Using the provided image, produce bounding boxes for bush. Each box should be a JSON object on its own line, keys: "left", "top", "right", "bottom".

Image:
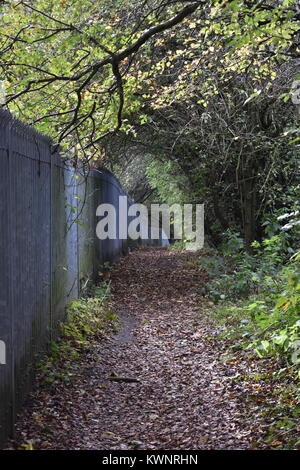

{"left": 199, "top": 231, "right": 282, "bottom": 303}
{"left": 201, "top": 227, "right": 300, "bottom": 373}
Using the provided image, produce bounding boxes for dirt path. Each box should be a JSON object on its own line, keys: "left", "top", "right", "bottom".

{"left": 12, "top": 248, "right": 264, "bottom": 450}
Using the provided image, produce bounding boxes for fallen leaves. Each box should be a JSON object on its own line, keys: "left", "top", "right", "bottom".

{"left": 8, "top": 248, "right": 299, "bottom": 450}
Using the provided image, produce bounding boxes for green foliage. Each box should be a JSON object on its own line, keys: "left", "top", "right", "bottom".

{"left": 2, "top": 1, "right": 299, "bottom": 248}
{"left": 145, "top": 160, "right": 188, "bottom": 205}
{"left": 206, "top": 226, "right": 300, "bottom": 376}
{"left": 0, "top": 0, "right": 202, "bottom": 156}
{"left": 248, "top": 264, "right": 300, "bottom": 368}
{"left": 262, "top": 187, "right": 300, "bottom": 256}
{"left": 200, "top": 231, "right": 277, "bottom": 302}
{"left": 200, "top": 215, "right": 300, "bottom": 300}
{"left": 203, "top": 232, "right": 300, "bottom": 446}
{"left": 117, "top": 1, "right": 300, "bottom": 246}
{"left": 37, "top": 281, "right": 117, "bottom": 384}
{"left": 168, "top": 240, "right": 187, "bottom": 250}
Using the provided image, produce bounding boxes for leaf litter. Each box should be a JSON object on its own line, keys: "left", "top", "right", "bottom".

{"left": 8, "top": 247, "right": 298, "bottom": 450}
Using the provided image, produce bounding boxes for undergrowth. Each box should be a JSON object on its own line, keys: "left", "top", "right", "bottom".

{"left": 198, "top": 218, "right": 300, "bottom": 448}
{"left": 36, "top": 281, "right": 118, "bottom": 385}
{"left": 199, "top": 227, "right": 300, "bottom": 374}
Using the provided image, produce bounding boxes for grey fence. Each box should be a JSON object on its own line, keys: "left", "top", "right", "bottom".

{"left": 0, "top": 110, "right": 164, "bottom": 446}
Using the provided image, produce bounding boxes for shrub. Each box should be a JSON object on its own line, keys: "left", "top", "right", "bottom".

{"left": 37, "top": 281, "right": 118, "bottom": 383}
